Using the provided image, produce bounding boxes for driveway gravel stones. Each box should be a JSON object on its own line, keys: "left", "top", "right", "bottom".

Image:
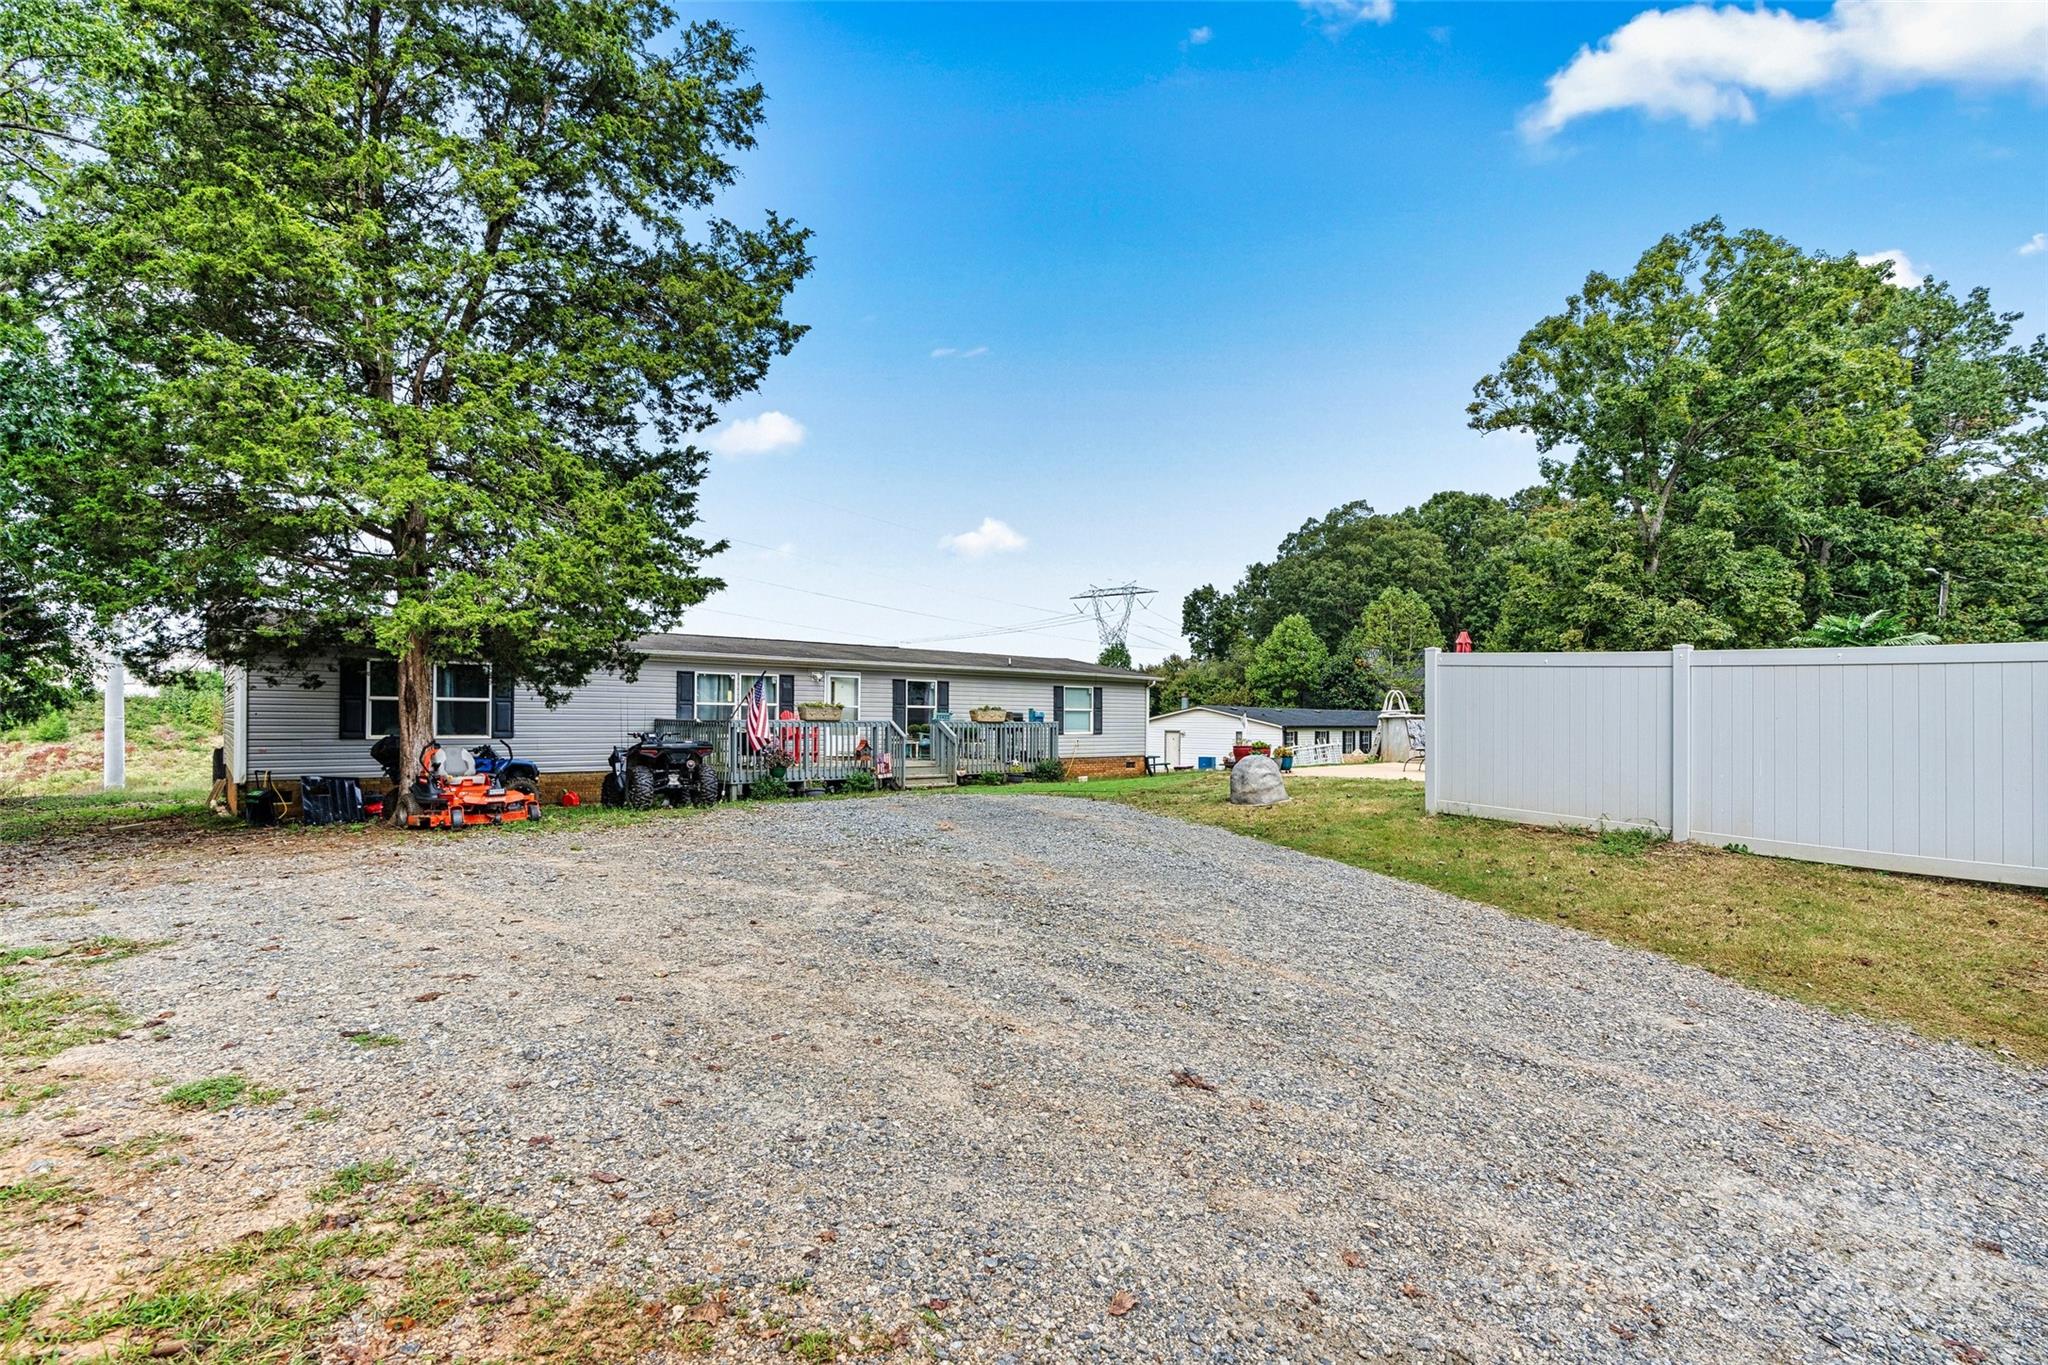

{"left": 4, "top": 794, "right": 2043, "bottom": 1362}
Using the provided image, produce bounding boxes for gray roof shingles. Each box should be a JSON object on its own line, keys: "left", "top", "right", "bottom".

{"left": 1169, "top": 705, "right": 1383, "bottom": 726}
{"left": 633, "top": 632, "right": 1150, "bottom": 682}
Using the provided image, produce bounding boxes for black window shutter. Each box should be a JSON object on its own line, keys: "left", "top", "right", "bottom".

{"left": 491, "top": 676, "right": 515, "bottom": 739}
{"left": 936, "top": 681, "right": 950, "bottom": 713}
{"left": 676, "top": 671, "right": 690, "bottom": 720}
{"left": 1052, "top": 685, "right": 1065, "bottom": 734}
{"left": 338, "top": 658, "right": 366, "bottom": 739}
{"left": 891, "top": 678, "right": 908, "bottom": 729}
{"left": 778, "top": 674, "right": 796, "bottom": 713}
{"left": 1093, "top": 686, "right": 1105, "bottom": 735}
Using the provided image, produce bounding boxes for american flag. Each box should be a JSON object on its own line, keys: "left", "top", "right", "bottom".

{"left": 744, "top": 675, "right": 773, "bottom": 752}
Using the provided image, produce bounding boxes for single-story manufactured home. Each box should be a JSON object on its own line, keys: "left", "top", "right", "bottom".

{"left": 223, "top": 633, "right": 1153, "bottom": 804}
{"left": 1147, "top": 705, "right": 1382, "bottom": 770}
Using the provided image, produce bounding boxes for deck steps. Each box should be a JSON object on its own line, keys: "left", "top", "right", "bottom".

{"left": 902, "top": 761, "right": 957, "bottom": 790}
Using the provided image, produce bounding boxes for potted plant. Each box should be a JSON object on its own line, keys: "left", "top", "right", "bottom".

{"left": 1274, "top": 745, "right": 1294, "bottom": 771}
{"left": 969, "top": 705, "right": 1009, "bottom": 723}
{"left": 1248, "top": 740, "right": 1272, "bottom": 756}
{"left": 797, "top": 701, "right": 843, "bottom": 722}
{"left": 1230, "top": 742, "right": 1254, "bottom": 761}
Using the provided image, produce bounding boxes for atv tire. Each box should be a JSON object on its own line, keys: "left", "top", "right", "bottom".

{"left": 689, "top": 759, "right": 722, "bottom": 807}
{"left": 599, "top": 772, "right": 624, "bottom": 808}
{"left": 626, "top": 763, "right": 660, "bottom": 810}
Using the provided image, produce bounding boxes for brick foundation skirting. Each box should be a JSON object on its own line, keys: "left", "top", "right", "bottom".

{"left": 1061, "top": 754, "right": 1146, "bottom": 779}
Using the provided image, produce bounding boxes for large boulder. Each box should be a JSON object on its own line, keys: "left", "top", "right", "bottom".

{"left": 1228, "top": 754, "right": 1289, "bottom": 806}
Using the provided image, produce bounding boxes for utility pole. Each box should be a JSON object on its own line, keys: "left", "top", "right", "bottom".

{"left": 103, "top": 657, "right": 125, "bottom": 790}
{"left": 1072, "top": 583, "right": 1155, "bottom": 654}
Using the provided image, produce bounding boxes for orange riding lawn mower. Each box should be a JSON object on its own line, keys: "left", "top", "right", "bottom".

{"left": 369, "top": 734, "right": 543, "bottom": 829}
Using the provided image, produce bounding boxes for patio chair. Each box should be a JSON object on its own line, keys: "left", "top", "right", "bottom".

{"left": 1402, "top": 720, "right": 1426, "bottom": 772}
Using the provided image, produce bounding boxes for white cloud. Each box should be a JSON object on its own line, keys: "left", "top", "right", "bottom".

{"left": 1522, "top": 0, "right": 2048, "bottom": 140}
{"left": 706, "top": 410, "right": 805, "bottom": 459}
{"left": 1301, "top": 0, "right": 1395, "bottom": 36}
{"left": 2021, "top": 232, "right": 2048, "bottom": 256}
{"left": 930, "top": 345, "right": 989, "bottom": 359}
{"left": 1858, "top": 248, "right": 1928, "bottom": 286}
{"left": 937, "top": 517, "right": 1028, "bottom": 558}
{"left": 1186, "top": 25, "right": 1213, "bottom": 46}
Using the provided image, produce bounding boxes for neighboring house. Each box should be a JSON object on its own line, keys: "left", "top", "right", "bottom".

{"left": 1147, "top": 705, "right": 1381, "bottom": 769}
{"left": 222, "top": 633, "right": 1152, "bottom": 803}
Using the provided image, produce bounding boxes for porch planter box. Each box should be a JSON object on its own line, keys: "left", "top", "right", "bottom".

{"left": 969, "top": 707, "right": 1010, "bottom": 723}
{"left": 797, "top": 702, "right": 844, "bottom": 721}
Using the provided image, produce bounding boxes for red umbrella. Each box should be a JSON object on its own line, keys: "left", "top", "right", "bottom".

{"left": 1454, "top": 630, "right": 1472, "bottom": 653}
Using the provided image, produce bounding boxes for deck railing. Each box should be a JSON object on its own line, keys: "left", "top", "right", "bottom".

{"left": 722, "top": 717, "right": 907, "bottom": 792}
{"left": 950, "top": 721, "right": 1059, "bottom": 779}
{"left": 931, "top": 719, "right": 960, "bottom": 776}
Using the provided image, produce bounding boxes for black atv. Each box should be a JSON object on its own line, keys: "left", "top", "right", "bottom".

{"left": 602, "top": 727, "right": 722, "bottom": 809}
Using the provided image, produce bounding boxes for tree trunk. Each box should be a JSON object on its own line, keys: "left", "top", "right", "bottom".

{"left": 393, "top": 635, "right": 435, "bottom": 821}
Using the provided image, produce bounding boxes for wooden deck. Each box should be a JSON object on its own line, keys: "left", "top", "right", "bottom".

{"left": 716, "top": 716, "right": 1060, "bottom": 794}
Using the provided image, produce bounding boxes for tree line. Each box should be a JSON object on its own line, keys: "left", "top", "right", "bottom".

{"left": 1157, "top": 221, "right": 2047, "bottom": 715}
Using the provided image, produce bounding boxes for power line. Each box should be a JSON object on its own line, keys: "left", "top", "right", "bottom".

{"left": 721, "top": 536, "right": 1084, "bottom": 624}
{"left": 1073, "top": 582, "right": 1156, "bottom": 654}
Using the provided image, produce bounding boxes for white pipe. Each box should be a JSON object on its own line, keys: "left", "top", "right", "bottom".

{"left": 103, "top": 658, "right": 126, "bottom": 790}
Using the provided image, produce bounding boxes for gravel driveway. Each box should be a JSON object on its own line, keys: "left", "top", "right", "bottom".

{"left": 6, "top": 794, "right": 2044, "bottom": 1362}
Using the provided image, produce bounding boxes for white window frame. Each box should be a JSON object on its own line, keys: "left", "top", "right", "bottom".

{"left": 366, "top": 659, "right": 400, "bottom": 737}
{"left": 694, "top": 671, "right": 739, "bottom": 724}
{"left": 827, "top": 673, "right": 861, "bottom": 722}
{"left": 356, "top": 659, "right": 492, "bottom": 738}
{"left": 1282, "top": 728, "right": 1298, "bottom": 747}
{"left": 905, "top": 678, "right": 938, "bottom": 730}
{"left": 435, "top": 662, "right": 494, "bottom": 738}
{"left": 1062, "top": 683, "right": 1094, "bottom": 735}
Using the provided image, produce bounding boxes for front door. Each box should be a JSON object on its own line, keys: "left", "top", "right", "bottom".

{"left": 1164, "top": 730, "right": 1182, "bottom": 768}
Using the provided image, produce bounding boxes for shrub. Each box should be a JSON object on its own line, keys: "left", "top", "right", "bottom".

{"left": 137, "top": 669, "right": 225, "bottom": 734}
{"left": 25, "top": 711, "right": 70, "bottom": 743}
{"left": 972, "top": 770, "right": 1008, "bottom": 787}
{"left": 749, "top": 771, "right": 790, "bottom": 800}
{"left": 840, "top": 767, "right": 877, "bottom": 794}
{"left": 1031, "top": 758, "right": 1067, "bottom": 783}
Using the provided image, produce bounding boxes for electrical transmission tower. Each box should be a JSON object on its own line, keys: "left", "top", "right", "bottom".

{"left": 1072, "top": 583, "right": 1155, "bottom": 654}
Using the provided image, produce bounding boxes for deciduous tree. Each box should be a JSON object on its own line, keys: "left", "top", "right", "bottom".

{"left": 1246, "top": 614, "right": 1327, "bottom": 707}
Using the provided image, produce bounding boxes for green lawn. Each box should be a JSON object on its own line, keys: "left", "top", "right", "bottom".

{"left": 968, "top": 772, "right": 2048, "bottom": 1065}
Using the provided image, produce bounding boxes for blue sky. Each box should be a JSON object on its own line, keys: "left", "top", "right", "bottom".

{"left": 679, "top": 1, "right": 2048, "bottom": 664}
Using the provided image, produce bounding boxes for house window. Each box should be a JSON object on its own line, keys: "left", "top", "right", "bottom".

{"left": 1342, "top": 730, "right": 1359, "bottom": 754}
{"left": 905, "top": 680, "right": 937, "bottom": 730}
{"left": 1314, "top": 729, "right": 1330, "bottom": 746}
{"left": 828, "top": 674, "right": 860, "bottom": 722}
{"left": 694, "top": 672, "right": 738, "bottom": 724}
{"left": 1062, "top": 684, "right": 1093, "bottom": 735}
{"left": 1282, "top": 729, "right": 1298, "bottom": 747}
{"left": 355, "top": 660, "right": 489, "bottom": 737}
{"left": 367, "top": 659, "right": 400, "bottom": 736}
{"left": 435, "top": 663, "right": 493, "bottom": 736}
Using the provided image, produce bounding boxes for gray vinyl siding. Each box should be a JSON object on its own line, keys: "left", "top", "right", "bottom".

{"left": 235, "top": 651, "right": 1149, "bottom": 778}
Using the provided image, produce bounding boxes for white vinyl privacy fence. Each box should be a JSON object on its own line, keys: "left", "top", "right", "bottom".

{"left": 1423, "top": 643, "right": 2048, "bottom": 888}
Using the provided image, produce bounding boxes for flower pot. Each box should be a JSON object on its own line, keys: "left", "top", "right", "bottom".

{"left": 969, "top": 707, "right": 1010, "bottom": 723}
{"left": 797, "top": 702, "right": 843, "bottom": 721}
{"left": 1279, "top": 755, "right": 1293, "bottom": 771}
{"left": 1230, "top": 744, "right": 1253, "bottom": 761}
